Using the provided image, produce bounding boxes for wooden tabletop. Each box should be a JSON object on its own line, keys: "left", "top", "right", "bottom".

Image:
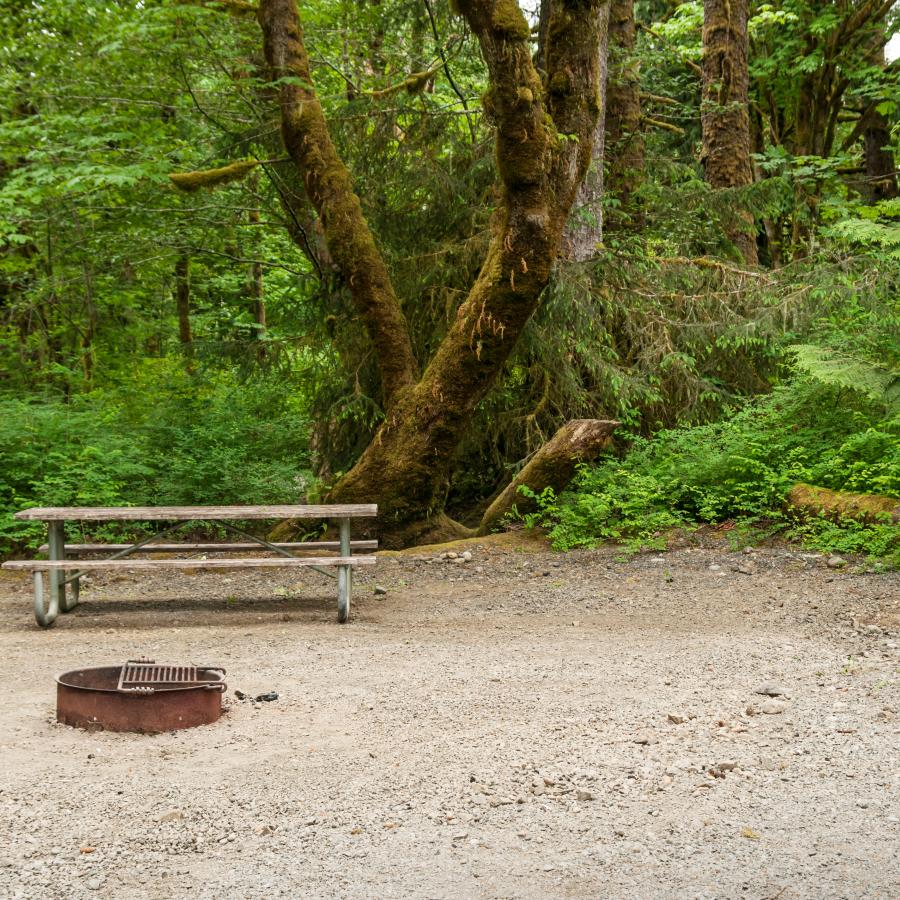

{"left": 14, "top": 504, "right": 378, "bottom": 521}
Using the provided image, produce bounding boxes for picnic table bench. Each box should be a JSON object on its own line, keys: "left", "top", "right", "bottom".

{"left": 1, "top": 505, "right": 377, "bottom": 627}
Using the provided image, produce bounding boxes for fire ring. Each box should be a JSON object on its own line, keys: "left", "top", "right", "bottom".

{"left": 56, "top": 658, "right": 227, "bottom": 733}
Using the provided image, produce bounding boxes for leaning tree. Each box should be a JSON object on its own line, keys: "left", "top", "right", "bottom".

{"left": 253, "top": 0, "right": 609, "bottom": 546}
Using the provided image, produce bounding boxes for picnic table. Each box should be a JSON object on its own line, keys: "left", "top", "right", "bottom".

{"left": 1, "top": 505, "right": 377, "bottom": 627}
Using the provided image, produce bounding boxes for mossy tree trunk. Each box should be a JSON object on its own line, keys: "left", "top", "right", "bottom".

{"left": 258, "top": 0, "right": 418, "bottom": 408}
{"left": 604, "top": 0, "right": 644, "bottom": 226}
{"left": 863, "top": 42, "right": 897, "bottom": 203}
{"left": 700, "top": 0, "right": 758, "bottom": 265}
{"left": 258, "top": 0, "right": 608, "bottom": 547}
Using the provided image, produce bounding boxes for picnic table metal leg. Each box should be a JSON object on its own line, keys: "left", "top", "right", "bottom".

{"left": 48, "top": 521, "right": 77, "bottom": 612}
{"left": 337, "top": 517, "right": 351, "bottom": 623}
{"left": 33, "top": 571, "right": 59, "bottom": 627}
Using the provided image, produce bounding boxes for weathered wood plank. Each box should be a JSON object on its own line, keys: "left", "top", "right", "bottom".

{"left": 2, "top": 556, "right": 376, "bottom": 571}
{"left": 15, "top": 504, "right": 378, "bottom": 521}
{"left": 38, "top": 541, "right": 379, "bottom": 553}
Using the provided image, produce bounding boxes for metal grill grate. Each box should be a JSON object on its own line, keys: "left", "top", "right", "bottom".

{"left": 117, "top": 658, "right": 200, "bottom": 693}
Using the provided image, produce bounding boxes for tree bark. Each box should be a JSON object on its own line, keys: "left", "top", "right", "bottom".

{"left": 863, "top": 111, "right": 898, "bottom": 202}
{"left": 566, "top": 3, "right": 610, "bottom": 261}
{"left": 258, "top": 0, "right": 608, "bottom": 546}
{"left": 862, "top": 43, "right": 897, "bottom": 202}
{"left": 604, "top": 0, "right": 644, "bottom": 224}
{"left": 701, "top": 0, "right": 758, "bottom": 265}
{"left": 477, "top": 419, "right": 618, "bottom": 534}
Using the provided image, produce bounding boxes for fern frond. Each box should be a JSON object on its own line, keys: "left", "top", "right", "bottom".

{"left": 790, "top": 344, "right": 900, "bottom": 412}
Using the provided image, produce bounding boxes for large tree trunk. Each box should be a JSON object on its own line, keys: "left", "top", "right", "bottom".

{"left": 257, "top": 0, "right": 607, "bottom": 547}
{"left": 863, "top": 111, "right": 898, "bottom": 202}
{"left": 700, "top": 0, "right": 758, "bottom": 265}
{"left": 477, "top": 419, "right": 618, "bottom": 534}
{"left": 604, "top": 0, "right": 644, "bottom": 225}
{"left": 863, "top": 43, "right": 897, "bottom": 202}
{"left": 566, "top": 4, "right": 611, "bottom": 261}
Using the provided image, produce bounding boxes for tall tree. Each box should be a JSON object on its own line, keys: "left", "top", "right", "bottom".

{"left": 862, "top": 42, "right": 898, "bottom": 202}
{"left": 701, "top": 0, "right": 757, "bottom": 265}
{"left": 604, "top": 0, "right": 644, "bottom": 224}
{"left": 566, "top": 3, "right": 611, "bottom": 260}
{"left": 257, "top": 0, "right": 607, "bottom": 545}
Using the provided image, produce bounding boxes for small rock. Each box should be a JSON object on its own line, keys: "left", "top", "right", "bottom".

{"left": 156, "top": 810, "right": 185, "bottom": 823}
{"left": 444, "top": 551, "right": 458, "bottom": 560}
{"left": 461, "top": 551, "right": 473, "bottom": 562}
{"left": 735, "top": 564, "right": 754, "bottom": 575}
{"left": 827, "top": 555, "right": 846, "bottom": 569}
{"left": 755, "top": 682, "right": 787, "bottom": 698}
{"left": 718, "top": 760, "right": 737, "bottom": 772}
{"left": 576, "top": 790, "right": 594, "bottom": 802}
{"left": 759, "top": 700, "right": 787, "bottom": 715}
{"left": 452, "top": 831, "right": 469, "bottom": 841}
{"left": 373, "top": 585, "right": 387, "bottom": 596}
{"left": 254, "top": 824, "right": 274, "bottom": 836}
{"left": 667, "top": 714, "right": 686, "bottom": 725}
{"left": 86, "top": 877, "right": 104, "bottom": 891}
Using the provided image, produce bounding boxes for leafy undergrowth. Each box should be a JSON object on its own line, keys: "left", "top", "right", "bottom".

{"left": 519, "top": 375, "right": 899, "bottom": 567}
{"left": 0, "top": 364, "right": 311, "bottom": 555}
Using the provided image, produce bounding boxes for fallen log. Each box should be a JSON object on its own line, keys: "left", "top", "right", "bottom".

{"left": 477, "top": 419, "right": 619, "bottom": 535}
{"left": 785, "top": 483, "right": 900, "bottom": 525}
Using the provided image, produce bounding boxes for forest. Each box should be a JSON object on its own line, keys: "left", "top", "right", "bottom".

{"left": 1, "top": 0, "right": 898, "bottom": 560}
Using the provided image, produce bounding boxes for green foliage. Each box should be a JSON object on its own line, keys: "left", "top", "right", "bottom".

{"left": 523, "top": 372, "right": 899, "bottom": 565}
{"left": 0, "top": 365, "right": 311, "bottom": 553}
{"left": 791, "top": 344, "right": 900, "bottom": 412}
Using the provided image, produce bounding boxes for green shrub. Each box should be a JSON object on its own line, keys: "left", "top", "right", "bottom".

{"left": 0, "top": 365, "right": 311, "bottom": 554}
{"left": 524, "top": 376, "right": 899, "bottom": 564}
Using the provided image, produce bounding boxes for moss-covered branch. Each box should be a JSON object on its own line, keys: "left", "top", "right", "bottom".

{"left": 169, "top": 159, "right": 262, "bottom": 192}
{"left": 366, "top": 67, "right": 440, "bottom": 100}
{"left": 257, "top": 0, "right": 418, "bottom": 408}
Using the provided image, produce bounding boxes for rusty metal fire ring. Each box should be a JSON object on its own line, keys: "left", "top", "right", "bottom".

{"left": 56, "top": 658, "right": 227, "bottom": 733}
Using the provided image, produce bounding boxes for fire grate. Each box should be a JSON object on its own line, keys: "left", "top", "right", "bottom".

{"left": 117, "top": 658, "right": 202, "bottom": 693}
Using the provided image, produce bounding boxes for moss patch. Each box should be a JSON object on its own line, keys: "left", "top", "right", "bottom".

{"left": 490, "top": 0, "right": 531, "bottom": 40}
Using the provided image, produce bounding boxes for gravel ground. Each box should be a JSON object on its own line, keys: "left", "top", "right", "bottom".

{"left": 1, "top": 533, "right": 898, "bottom": 899}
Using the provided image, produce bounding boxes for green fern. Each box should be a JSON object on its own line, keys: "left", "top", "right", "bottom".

{"left": 825, "top": 218, "right": 900, "bottom": 257}
{"left": 790, "top": 344, "right": 900, "bottom": 412}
